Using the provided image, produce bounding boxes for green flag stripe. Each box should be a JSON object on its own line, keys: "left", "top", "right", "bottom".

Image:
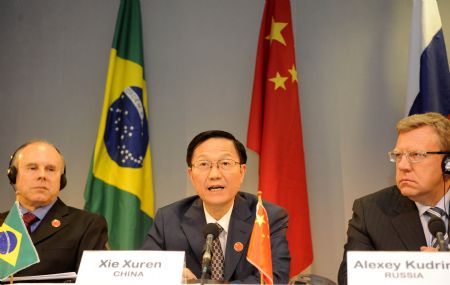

{"left": 84, "top": 173, "right": 153, "bottom": 249}
{"left": 112, "top": 0, "right": 144, "bottom": 66}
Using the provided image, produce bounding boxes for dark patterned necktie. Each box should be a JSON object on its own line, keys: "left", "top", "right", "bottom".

{"left": 23, "top": 212, "right": 39, "bottom": 234}
{"left": 210, "top": 223, "right": 224, "bottom": 281}
{"left": 426, "top": 207, "right": 449, "bottom": 248}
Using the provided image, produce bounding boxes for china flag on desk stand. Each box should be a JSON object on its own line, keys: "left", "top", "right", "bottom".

{"left": 247, "top": 0, "right": 313, "bottom": 276}
{"left": 247, "top": 192, "right": 273, "bottom": 284}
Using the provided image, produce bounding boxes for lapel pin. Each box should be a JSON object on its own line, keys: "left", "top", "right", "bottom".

{"left": 51, "top": 219, "right": 61, "bottom": 228}
{"left": 234, "top": 242, "right": 244, "bottom": 252}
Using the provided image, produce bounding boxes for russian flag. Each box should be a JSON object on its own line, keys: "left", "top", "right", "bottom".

{"left": 406, "top": 0, "right": 450, "bottom": 117}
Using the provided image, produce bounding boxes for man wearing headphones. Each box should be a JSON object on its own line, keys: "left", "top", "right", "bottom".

{"left": 0, "top": 140, "right": 108, "bottom": 276}
{"left": 338, "top": 112, "right": 450, "bottom": 285}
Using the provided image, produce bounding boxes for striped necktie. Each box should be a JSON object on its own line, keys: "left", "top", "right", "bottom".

{"left": 210, "top": 223, "right": 224, "bottom": 281}
{"left": 426, "top": 207, "right": 449, "bottom": 248}
{"left": 22, "top": 212, "right": 39, "bottom": 234}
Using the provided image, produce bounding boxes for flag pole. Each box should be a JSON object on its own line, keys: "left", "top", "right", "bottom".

{"left": 9, "top": 275, "right": 13, "bottom": 284}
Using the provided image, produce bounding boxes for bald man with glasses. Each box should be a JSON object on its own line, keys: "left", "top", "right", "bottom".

{"left": 338, "top": 112, "right": 450, "bottom": 285}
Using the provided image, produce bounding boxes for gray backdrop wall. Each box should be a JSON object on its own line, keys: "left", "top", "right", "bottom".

{"left": 1, "top": 0, "right": 449, "bottom": 282}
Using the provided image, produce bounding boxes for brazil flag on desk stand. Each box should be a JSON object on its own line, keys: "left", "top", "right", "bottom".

{"left": 84, "top": 0, "right": 154, "bottom": 250}
{"left": 0, "top": 202, "right": 39, "bottom": 281}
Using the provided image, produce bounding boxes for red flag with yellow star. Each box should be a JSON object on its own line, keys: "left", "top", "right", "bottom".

{"left": 247, "top": 192, "right": 273, "bottom": 284}
{"left": 247, "top": 0, "right": 313, "bottom": 275}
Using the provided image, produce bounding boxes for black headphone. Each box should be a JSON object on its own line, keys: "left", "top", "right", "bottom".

{"left": 7, "top": 142, "right": 67, "bottom": 190}
{"left": 442, "top": 153, "right": 450, "bottom": 175}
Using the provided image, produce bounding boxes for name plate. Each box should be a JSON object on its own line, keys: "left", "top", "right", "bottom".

{"left": 348, "top": 251, "right": 450, "bottom": 285}
{"left": 76, "top": 250, "right": 184, "bottom": 285}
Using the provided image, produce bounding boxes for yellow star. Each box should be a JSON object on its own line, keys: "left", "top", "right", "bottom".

{"left": 269, "top": 72, "right": 288, "bottom": 90}
{"left": 255, "top": 214, "right": 266, "bottom": 226}
{"left": 265, "top": 17, "right": 288, "bottom": 46}
{"left": 288, "top": 64, "right": 298, "bottom": 83}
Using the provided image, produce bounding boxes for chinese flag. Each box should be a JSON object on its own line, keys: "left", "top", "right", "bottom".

{"left": 247, "top": 193, "right": 273, "bottom": 284}
{"left": 247, "top": 0, "right": 313, "bottom": 275}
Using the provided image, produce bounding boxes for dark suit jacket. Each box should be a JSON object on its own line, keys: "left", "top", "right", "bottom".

{"left": 338, "top": 185, "right": 427, "bottom": 285}
{"left": 141, "top": 192, "right": 291, "bottom": 284}
{"left": 0, "top": 198, "right": 108, "bottom": 276}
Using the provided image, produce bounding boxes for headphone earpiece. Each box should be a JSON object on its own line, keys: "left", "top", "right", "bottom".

{"left": 7, "top": 142, "right": 67, "bottom": 190}
{"left": 60, "top": 168, "right": 67, "bottom": 190}
{"left": 442, "top": 153, "right": 450, "bottom": 175}
{"left": 7, "top": 165, "right": 18, "bottom": 184}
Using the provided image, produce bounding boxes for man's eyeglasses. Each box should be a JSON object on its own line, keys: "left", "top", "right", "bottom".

{"left": 388, "top": 151, "right": 448, "bottom": 163}
{"left": 191, "top": 159, "right": 241, "bottom": 171}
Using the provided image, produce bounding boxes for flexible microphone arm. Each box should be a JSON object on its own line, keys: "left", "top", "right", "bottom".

{"left": 200, "top": 223, "right": 220, "bottom": 283}
{"left": 200, "top": 234, "right": 214, "bottom": 281}
{"left": 428, "top": 216, "right": 448, "bottom": 251}
{"left": 436, "top": 232, "right": 447, "bottom": 252}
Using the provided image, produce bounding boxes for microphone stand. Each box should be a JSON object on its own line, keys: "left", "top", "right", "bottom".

{"left": 200, "top": 260, "right": 211, "bottom": 285}
{"left": 437, "top": 232, "right": 447, "bottom": 251}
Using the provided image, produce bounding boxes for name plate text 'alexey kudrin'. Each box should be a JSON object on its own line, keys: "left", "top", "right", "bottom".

{"left": 348, "top": 251, "right": 450, "bottom": 285}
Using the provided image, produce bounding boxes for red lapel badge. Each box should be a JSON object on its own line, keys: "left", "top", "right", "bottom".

{"left": 234, "top": 242, "right": 244, "bottom": 252}
{"left": 51, "top": 219, "right": 61, "bottom": 228}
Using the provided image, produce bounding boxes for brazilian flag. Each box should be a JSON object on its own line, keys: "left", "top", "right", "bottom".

{"left": 0, "top": 202, "right": 39, "bottom": 281}
{"left": 84, "top": 0, "right": 154, "bottom": 250}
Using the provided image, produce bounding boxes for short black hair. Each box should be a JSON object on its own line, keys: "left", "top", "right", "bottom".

{"left": 186, "top": 130, "right": 247, "bottom": 166}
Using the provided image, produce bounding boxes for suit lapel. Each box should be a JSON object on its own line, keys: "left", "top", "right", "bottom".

{"left": 31, "top": 198, "right": 70, "bottom": 245}
{"left": 224, "top": 194, "right": 253, "bottom": 281}
{"left": 391, "top": 190, "right": 426, "bottom": 250}
{"left": 181, "top": 197, "right": 207, "bottom": 266}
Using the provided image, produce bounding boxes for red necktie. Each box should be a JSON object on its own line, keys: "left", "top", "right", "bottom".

{"left": 22, "top": 212, "right": 39, "bottom": 233}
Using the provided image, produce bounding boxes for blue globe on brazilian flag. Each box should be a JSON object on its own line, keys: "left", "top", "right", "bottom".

{"left": 104, "top": 86, "right": 148, "bottom": 169}
{"left": 0, "top": 202, "right": 39, "bottom": 281}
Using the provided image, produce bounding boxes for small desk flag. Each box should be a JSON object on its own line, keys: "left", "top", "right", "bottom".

{"left": 247, "top": 192, "right": 273, "bottom": 284}
{"left": 0, "top": 202, "right": 39, "bottom": 281}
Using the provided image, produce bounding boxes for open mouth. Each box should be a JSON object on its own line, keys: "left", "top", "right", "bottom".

{"left": 208, "top": 186, "right": 225, "bottom": 191}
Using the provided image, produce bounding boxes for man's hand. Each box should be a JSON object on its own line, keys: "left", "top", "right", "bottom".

{"left": 183, "top": 268, "right": 197, "bottom": 282}
{"left": 420, "top": 246, "right": 438, "bottom": 252}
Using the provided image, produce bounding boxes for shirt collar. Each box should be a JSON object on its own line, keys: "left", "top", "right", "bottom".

{"left": 203, "top": 202, "right": 234, "bottom": 233}
{"left": 415, "top": 191, "right": 450, "bottom": 217}
{"left": 19, "top": 199, "right": 57, "bottom": 221}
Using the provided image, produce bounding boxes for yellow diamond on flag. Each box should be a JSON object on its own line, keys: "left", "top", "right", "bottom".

{"left": 0, "top": 223, "right": 23, "bottom": 266}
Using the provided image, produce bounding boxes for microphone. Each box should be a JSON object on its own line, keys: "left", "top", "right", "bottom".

{"left": 428, "top": 216, "right": 448, "bottom": 251}
{"left": 200, "top": 223, "right": 220, "bottom": 281}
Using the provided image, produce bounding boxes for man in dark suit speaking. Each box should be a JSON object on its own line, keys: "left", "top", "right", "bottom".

{"left": 338, "top": 112, "right": 450, "bottom": 285}
{"left": 141, "top": 130, "right": 290, "bottom": 283}
{"left": 0, "top": 140, "right": 108, "bottom": 276}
